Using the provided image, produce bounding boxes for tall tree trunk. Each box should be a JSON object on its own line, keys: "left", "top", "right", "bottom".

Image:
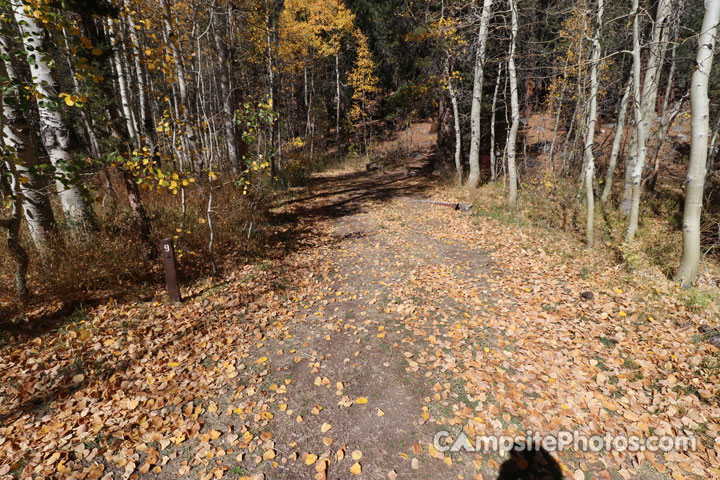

{"left": 123, "top": 0, "right": 154, "bottom": 145}
{"left": 584, "top": 0, "right": 603, "bottom": 247}
{"left": 161, "top": 0, "right": 198, "bottom": 168}
{"left": 467, "top": 0, "right": 495, "bottom": 188}
{"left": 625, "top": 0, "right": 672, "bottom": 241}
{"left": 213, "top": 6, "right": 240, "bottom": 174}
{"left": 506, "top": 0, "right": 519, "bottom": 206}
{"left": 11, "top": 0, "right": 93, "bottom": 229}
{"left": 675, "top": 0, "right": 720, "bottom": 286}
{"left": 490, "top": 62, "right": 502, "bottom": 181}
{"left": 445, "top": 60, "right": 463, "bottom": 186}
{"left": 335, "top": 53, "right": 341, "bottom": 162}
{"left": 107, "top": 19, "right": 139, "bottom": 147}
{"left": 0, "top": 36, "right": 55, "bottom": 255}
{"left": 0, "top": 163, "right": 29, "bottom": 300}
{"left": 601, "top": 76, "right": 632, "bottom": 203}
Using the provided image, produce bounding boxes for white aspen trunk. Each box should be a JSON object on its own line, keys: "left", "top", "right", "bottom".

{"left": 467, "top": 0, "right": 495, "bottom": 188}
{"left": 490, "top": 62, "right": 502, "bottom": 181}
{"left": 212, "top": 8, "right": 240, "bottom": 174}
{"left": 626, "top": 0, "right": 672, "bottom": 241}
{"left": 107, "top": 19, "right": 138, "bottom": 146}
{"left": 0, "top": 36, "right": 55, "bottom": 254}
{"left": 584, "top": 0, "right": 603, "bottom": 247}
{"left": 601, "top": 75, "right": 632, "bottom": 203}
{"left": 675, "top": 0, "right": 720, "bottom": 286}
{"left": 445, "top": 60, "right": 463, "bottom": 186}
{"left": 0, "top": 163, "right": 29, "bottom": 300}
{"left": 123, "top": 0, "right": 153, "bottom": 141}
{"left": 506, "top": 0, "right": 519, "bottom": 206}
{"left": 161, "top": 0, "right": 198, "bottom": 167}
{"left": 620, "top": 125, "right": 637, "bottom": 214}
{"left": 0, "top": 86, "right": 29, "bottom": 299}
{"left": 11, "top": 0, "right": 92, "bottom": 228}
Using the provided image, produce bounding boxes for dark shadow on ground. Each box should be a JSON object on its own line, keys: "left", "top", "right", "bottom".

{"left": 497, "top": 442, "right": 563, "bottom": 480}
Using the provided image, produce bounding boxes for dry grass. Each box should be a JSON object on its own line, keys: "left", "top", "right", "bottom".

{"left": 437, "top": 167, "right": 720, "bottom": 320}
{"left": 0, "top": 174, "right": 271, "bottom": 321}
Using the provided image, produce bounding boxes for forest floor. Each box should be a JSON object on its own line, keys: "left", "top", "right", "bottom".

{"left": 2, "top": 143, "right": 720, "bottom": 479}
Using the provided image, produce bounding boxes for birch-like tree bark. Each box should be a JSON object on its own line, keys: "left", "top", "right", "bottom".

{"left": 506, "top": 0, "right": 519, "bottom": 205}
{"left": 601, "top": 76, "right": 631, "bottom": 203}
{"left": 161, "top": 0, "right": 199, "bottom": 168}
{"left": 0, "top": 162, "right": 29, "bottom": 300}
{"left": 490, "top": 62, "right": 502, "bottom": 182}
{"left": 445, "top": 60, "right": 463, "bottom": 186}
{"left": 467, "top": 0, "right": 495, "bottom": 188}
{"left": 625, "top": 0, "right": 672, "bottom": 241}
{"left": 0, "top": 98, "right": 29, "bottom": 299}
{"left": 213, "top": 6, "right": 240, "bottom": 175}
{"left": 583, "top": 0, "right": 603, "bottom": 247}
{"left": 0, "top": 36, "right": 55, "bottom": 254}
{"left": 11, "top": 0, "right": 93, "bottom": 228}
{"left": 107, "top": 19, "right": 139, "bottom": 146}
{"left": 675, "top": 0, "right": 720, "bottom": 286}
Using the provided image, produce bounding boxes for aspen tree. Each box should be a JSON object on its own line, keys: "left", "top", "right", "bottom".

{"left": 506, "top": 0, "right": 520, "bottom": 206}
{"left": 11, "top": 0, "right": 93, "bottom": 228}
{"left": 467, "top": 0, "right": 495, "bottom": 188}
{"left": 676, "top": 0, "right": 720, "bottom": 286}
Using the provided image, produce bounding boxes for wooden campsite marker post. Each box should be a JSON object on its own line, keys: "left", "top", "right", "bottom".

{"left": 160, "top": 238, "right": 181, "bottom": 302}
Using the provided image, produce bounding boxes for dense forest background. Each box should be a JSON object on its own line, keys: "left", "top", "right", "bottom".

{"left": 1, "top": 0, "right": 719, "bottom": 313}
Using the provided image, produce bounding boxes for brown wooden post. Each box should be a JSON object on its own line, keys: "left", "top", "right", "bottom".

{"left": 160, "top": 238, "right": 181, "bottom": 302}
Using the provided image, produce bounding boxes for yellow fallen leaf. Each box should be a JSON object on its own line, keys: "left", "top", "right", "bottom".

{"left": 377, "top": 409, "right": 385, "bottom": 416}
{"left": 351, "top": 450, "right": 362, "bottom": 460}
{"left": 321, "top": 423, "right": 332, "bottom": 433}
{"left": 350, "top": 462, "right": 362, "bottom": 475}
{"left": 168, "top": 362, "right": 180, "bottom": 367}
{"left": 256, "top": 356, "right": 268, "bottom": 364}
{"left": 356, "top": 397, "right": 368, "bottom": 404}
{"left": 263, "top": 450, "right": 276, "bottom": 460}
{"left": 305, "top": 454, "right": 318, "bottom": 465}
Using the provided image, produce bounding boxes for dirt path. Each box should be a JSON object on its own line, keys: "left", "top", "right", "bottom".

{"left": 2, "top": 163, "right": 717, "bottom": 480}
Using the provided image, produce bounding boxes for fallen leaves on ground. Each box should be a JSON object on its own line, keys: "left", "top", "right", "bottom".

{"left": 1, "top": 166, "right": 718, "bottom": 480}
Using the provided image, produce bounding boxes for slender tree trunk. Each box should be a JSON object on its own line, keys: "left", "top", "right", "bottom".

{"left": 626, "top": 0, "right": 672, "bottom": 241}
{"left": 506, "top": 0, "right": 520, "bottom": 206}
{"left": 675, "top": 0, "right": 720, "bottom": 286}
{"left": 123, "top": 0, "right": 155, "bottom": 148}
{"left": 107, "top": 19, "right": 139, "bottom": 146}
{"left": 490, "top": 62, "right": 502, "bottom": 181}
{"left": 548, "top": 59, "right": 569, "bottom": 177}
{"left": 335, "top": 53, "right": 341, "bottom": 162}
{"left": 601, "top": 76, "right": 632, "bottom": 203}
{"left": 213, "top": 8, "right": 240, "bottom": 174}
{"left": 0, "top": 164, "right": 29, "bottom": 300}
{"left": 0, "top": 36, "right": 55, "bottom": 255}
{"left": 161, "top": 0, "right": 198, "bottom": 167}
{"left": 620, "top": 126, "right": 637, "bottom": 214}
{"left": 445, "top": 60, "right": 463, "bottom": 186}
{"left": 467, "top": 0, "right": 495, "bottom": 188}
{"left": 584, "top": 0, "right": 603, "bottom": 247}
{"left": 0, "top": 89, "right": 29, "bottom": 299}
{"left": 11, "top": 0, "right": 93, "bottom": 228}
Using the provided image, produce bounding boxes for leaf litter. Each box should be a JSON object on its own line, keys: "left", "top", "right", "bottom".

{"left": 1, "top": 168, "right": 719, "bottom": 480}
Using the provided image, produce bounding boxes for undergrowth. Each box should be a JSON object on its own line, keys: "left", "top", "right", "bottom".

{"left": 448, "top": 171, "right": 720, "bottom": 320}
{"left": 0, "top": 173, "right": 272, "bottom": 320}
